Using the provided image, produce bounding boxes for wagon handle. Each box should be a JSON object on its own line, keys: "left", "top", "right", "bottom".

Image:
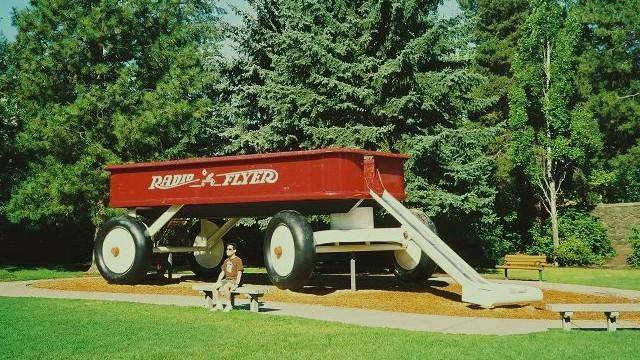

{"left": 377, "top": 169, "right": 388, "bottom": 192}
{"left": 365, "top": 169, "right": 388, "bottom": 195}
{"left": 364, "top": 155, "right": 387, "bottom": 195}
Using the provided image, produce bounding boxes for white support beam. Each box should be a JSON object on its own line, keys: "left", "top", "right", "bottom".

{"left": 348, "top": 199, "right": 364, "bottom": 213}
{"left": 146, "top": 205, "right": 184, "bottom": 238}
{"left": 315, "top": 244, "right": 405, "bottom": 253}
{"left": 153, "top": 246, "right": 208, "bottom": 254}
{"left": 206, "top": 218, "right": 240, "bottom": 250}
{"left": 314, "top": 228, "right": 407, "bottom": 247}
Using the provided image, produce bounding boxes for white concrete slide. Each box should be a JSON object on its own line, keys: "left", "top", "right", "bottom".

{"left": 370, "top": 189, "right": 543, "bottom": 308}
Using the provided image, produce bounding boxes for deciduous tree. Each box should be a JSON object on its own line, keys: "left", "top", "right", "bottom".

{"left": 509, "top": 0, "right": 602, "bottom": 252}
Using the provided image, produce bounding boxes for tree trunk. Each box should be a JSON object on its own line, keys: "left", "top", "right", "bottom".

{"left": 86, "top": 228, "right": 99, "bottom": 275}
{"left": 542, "top": 39, "right": 560, "bottom": 253}
{"left": 549, "top": 177, "right": 559, "bottom": 251}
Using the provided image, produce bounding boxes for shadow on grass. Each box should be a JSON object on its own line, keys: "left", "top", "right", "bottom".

{"left": 476, "top": 268, "right": 498, "bottom": 273}
{"left": 0, "top": 263, "right": 92, "bottom": 272}
{"left": 570, "top": 327, "right": 640, "bottom": 332}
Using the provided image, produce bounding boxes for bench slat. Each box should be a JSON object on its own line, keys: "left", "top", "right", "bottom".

{"left": 546, "top": 303, "right": 640, "bottom": 312}
{"left": 496, "top": 266, "right": 543, "bottom": 270}
{"left": 504, "top": 256, "right": 546, "bottom": 261}
{"left": 501, "top": 262, "right": 546, "bottom": 266}
{"left": 233, "top": 287, "right": 269, "bottom": 295}
{"left": 504, "top": 255, "right": 546, "bottom": 259}
{"left": 191, "top": 284, "right": 268, "bottom": 294}
{"left": 503, "top": 258, "right": 546, "bottom": 262}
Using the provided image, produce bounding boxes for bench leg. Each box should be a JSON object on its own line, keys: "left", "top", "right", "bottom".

{"left": 605, "top": 312, "right": 619, "bottom": 331}
{"left": 504, "top": 269, "right": 508, "bottom": 280}
{"left": 249, "top": 296, "right": 260, "bottom": 313}
{"left": 539, "top": 270, "right": 543, "bottom": 282}
{"left": 230, "top": 293, "right": 235, "bottom": 308}
{"left": 200, "top": 291, "right": 213, "bottom": 309}
{"left": 560, "top": 312, "right": 572, "bottom": 330}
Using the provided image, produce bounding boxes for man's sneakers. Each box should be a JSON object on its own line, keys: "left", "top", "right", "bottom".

{"left": 210, "top": 302, "right": 233, "bottom": 312}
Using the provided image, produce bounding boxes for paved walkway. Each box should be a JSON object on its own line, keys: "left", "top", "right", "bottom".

{"left": 2, "top": 279, "right": 639, "bottom": 335}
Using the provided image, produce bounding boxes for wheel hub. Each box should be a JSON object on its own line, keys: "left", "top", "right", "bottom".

{"left": 394, "top": 241, "right": 422, "bottom": 270}
{"left": 192, "top": 220, "right": 224, "bottom": 269}
{"left": 270, "top": 225, "right": 295, "bottom": 276}
{"left": 102, "top": 227, "right": 136, "bottom": 274}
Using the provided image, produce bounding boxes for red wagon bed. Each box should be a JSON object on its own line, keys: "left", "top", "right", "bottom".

{"left": 107, "top": 148, "right": 408, "bottom": 217}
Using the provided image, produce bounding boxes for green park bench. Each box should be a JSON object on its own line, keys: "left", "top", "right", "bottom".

{"left": 495, "top": 254, "right": 548, "bottom": 281}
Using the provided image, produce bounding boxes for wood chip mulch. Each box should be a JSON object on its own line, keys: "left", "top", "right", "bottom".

{"left": 32, "top": 273, "right": 640, "bottom": 321}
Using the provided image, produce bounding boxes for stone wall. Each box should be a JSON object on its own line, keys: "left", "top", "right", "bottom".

{"left": 591, "top": 203, "right": 640, "bottom": 242}
{"left": 591, "top": 202, "right": 640, "bottom": 268}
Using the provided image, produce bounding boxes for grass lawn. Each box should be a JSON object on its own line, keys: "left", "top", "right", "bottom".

{"left": 483, "top": 267, "right": 640, "bottom": 291}
{"left": 0, "top": 265, "right": 88, "bottom": 282}
{"left": 0, "top": 297, "right": 639, "bottom": 359}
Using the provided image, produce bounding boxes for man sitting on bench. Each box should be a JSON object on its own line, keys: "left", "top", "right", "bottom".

{"left": 211, "top": 243, "right": 243, "bottom": 312}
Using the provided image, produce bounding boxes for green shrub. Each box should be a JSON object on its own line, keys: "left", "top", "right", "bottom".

{"left": 627, "top": 227, "right": 640, "bottom": 268}
{"left": 526, "top": 209, "right": 613, "bottom": 265}
{"left": 526, "top": 228, "right": 554, "bottom": 258}
{"left": 607, "top": 144, "right": 640, "bottom": 202}
{"left": 554, "top": 236, "right": 594, "bottom": 266}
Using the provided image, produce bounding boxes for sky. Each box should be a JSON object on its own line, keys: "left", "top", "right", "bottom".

{"left": 1, "top": 0, "right": 461, "bottom": 41}
{"left": 0, "top": 0, "right": 28, "bottom": 40}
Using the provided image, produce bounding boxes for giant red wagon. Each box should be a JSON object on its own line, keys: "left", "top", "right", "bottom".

{"left": 106, "top": 148, "right": 408, "bottom": 217}
{"left": 96, "top": 148, "right": 542, "bottom": 308}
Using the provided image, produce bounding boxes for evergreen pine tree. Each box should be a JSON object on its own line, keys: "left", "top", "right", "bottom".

{"left": 226, "top": 0, "right": 506, "bottom": 264}
{"left": 2, "top": 1, "right": 225, "bottom": 250}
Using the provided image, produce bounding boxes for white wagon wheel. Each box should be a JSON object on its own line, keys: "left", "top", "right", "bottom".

{"left": 187, "top": 219, "right": 225, "bottom": 278}
{"left": 263, "top": 210, "right": 315, "bottom": 290}
{"left": 94, "top": 216, "right": 152, "bottom": 284}
{"left": 392, "top": 210, "right": 437, "bottom": 283}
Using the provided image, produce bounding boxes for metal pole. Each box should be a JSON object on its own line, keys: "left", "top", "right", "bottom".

{"left": 167, "top": 253, "right": 173, "bottom": 280}
{"left": 350, "top": 252, "right": 356, "bottom": 291}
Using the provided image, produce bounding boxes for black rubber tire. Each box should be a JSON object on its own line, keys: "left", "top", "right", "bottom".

{"left": 94, "top": 216, "right": 152, "bottom": 284}
{"left": 186, "top": 220, "right": 227, "bottom": 278}
{"left": 392, "top": 210, "right": 437, "bottom": 284}
{"left": 264, "top": 210, "right": 315, "bottom": 290}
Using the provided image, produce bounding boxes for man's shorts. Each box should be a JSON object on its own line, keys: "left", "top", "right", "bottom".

{"left": 218, "top": 279, "right": 236, "bottom": 289}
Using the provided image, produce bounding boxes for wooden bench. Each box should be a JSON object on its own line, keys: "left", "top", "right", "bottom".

{"left": 192, "top": 283, "right": 268, "bottom": 312}
{"left": 546, "top": 303, "right": 640, "bottom": 331}
{"left": 495, "top": 254, "right": 548, "bottom": 281}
